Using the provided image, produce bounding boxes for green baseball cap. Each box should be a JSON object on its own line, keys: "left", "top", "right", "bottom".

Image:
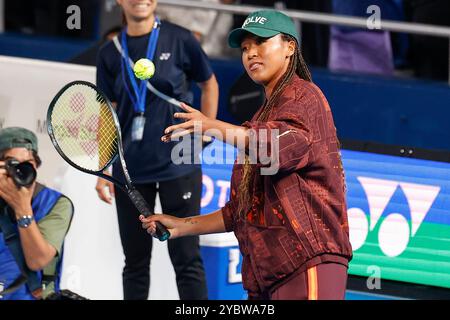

{"left": 228, "top": 10, "right": 299, "bottom": 48}
{"left": 0, "top": 127, "right": 38, "bottom": 153}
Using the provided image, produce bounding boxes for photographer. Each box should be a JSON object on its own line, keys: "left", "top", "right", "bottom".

{"left": 0, "top": 127, "right": 73, "bottom": 300}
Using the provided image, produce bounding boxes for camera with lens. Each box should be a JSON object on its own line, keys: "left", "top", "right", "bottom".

{"left": 0, "top": 159, "right": 37, "bottom": 212}
{"left": 1, "top": 159, "right": 37, "bottom": 188}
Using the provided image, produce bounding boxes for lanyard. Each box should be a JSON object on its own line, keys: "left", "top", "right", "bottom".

{"left": 120, "top": 17, "right": 160, "bottom": 114}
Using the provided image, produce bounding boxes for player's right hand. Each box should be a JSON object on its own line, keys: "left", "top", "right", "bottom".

{"left": 95, "top": 175, "right": 115, "bottom": 204}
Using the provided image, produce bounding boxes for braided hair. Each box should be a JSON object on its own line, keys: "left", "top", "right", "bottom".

{"left": 237, "top": 34, "right": 312, "bottom": 217}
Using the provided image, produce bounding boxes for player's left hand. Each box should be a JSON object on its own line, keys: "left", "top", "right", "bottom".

{"left": 162, "top": 103, "right": 210, "bottom": 142}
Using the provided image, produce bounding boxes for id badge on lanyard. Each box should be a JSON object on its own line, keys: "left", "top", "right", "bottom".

{"left": 121, "top": 17, "right": 160, "bottom": 142}
{"left": 131, "top": 113, "right": 146, "bottom": 142}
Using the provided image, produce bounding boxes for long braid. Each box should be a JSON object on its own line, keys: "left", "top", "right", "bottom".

{"left": 237, "top": 35, "right": 312, "bottom": 217}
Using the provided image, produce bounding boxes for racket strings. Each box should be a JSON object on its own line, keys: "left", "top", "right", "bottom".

{"left": 50, "top": 83, "right": 118, "bottom": 172}
{"left": 98, "top": 101, "right": 118, "bottom": 167}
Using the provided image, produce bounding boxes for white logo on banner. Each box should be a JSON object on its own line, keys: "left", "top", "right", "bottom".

{"left": 228, "top": 249, "right": 242, "bottom": 283}
{"left": 348, "top": 177, "right": 440, "bottom": 257}
{"left": 201, "top": 175, "right": 230, "bottom": 209}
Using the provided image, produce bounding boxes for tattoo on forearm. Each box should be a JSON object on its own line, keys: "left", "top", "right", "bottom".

{"left": 184, "top": 218, "right": 198, "bottom": 225}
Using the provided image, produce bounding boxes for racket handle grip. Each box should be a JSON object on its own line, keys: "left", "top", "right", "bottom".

{"left": 128, "top": 189, "right": 171, "bottom": 242}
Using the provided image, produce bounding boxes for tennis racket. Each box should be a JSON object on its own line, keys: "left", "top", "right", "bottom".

{"left": 47, "top": 80, "right": 170, "bottom": 241}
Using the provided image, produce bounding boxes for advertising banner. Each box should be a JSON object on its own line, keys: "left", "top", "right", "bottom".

{"left": 344, "top": 150, "right": 450, "bottom": 288}
{"left": 200, "top": 141, "right": 450, "bottom": 298}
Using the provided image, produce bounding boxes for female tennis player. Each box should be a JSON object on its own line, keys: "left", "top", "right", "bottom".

{"left": 141, "top": 9, "right": 353, "bottom": 300}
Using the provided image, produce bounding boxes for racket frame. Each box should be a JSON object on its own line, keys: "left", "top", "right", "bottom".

{"left": 47, "top": 81, "right": 134, "bottom": 191}
{"left": 47, "top": 81, "right": 170, "bottom": 241}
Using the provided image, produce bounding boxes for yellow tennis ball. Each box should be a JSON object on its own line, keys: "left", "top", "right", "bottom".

{"left": 133, "top": 58, "right": 155, "bottom": 80}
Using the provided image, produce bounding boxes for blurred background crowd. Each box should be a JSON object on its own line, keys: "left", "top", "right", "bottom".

{"left": 2, "top": 0, "right": 450, "bottom": 82}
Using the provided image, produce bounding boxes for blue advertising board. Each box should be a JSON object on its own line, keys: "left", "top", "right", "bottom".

{"left": 199, "top": 141, "right": 450, "bottom": 299}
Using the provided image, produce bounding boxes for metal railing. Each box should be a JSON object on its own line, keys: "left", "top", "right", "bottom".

{"left": 158, "top": 0, "right": 450, "bottom": 85}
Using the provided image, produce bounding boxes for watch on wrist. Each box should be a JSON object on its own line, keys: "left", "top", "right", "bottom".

{"left": 17, "top": 215, "right": 34, "bottom": 228}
